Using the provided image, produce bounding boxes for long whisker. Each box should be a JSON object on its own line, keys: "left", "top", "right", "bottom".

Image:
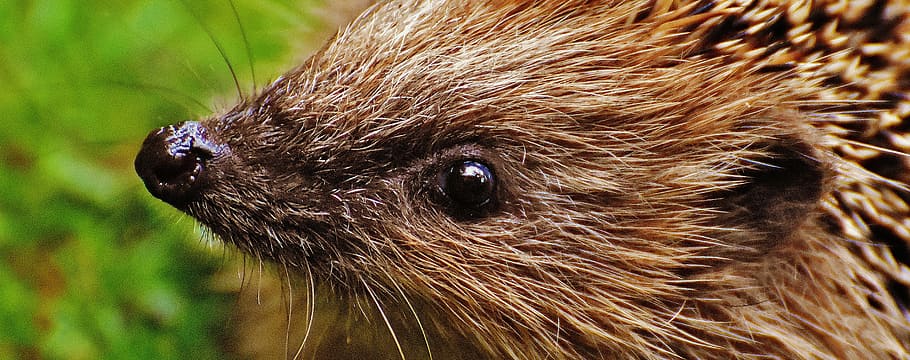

{"left": 393, "top": 282, "right": 433, "bottom": 360}
{"left": 102, "top": 79, "right": 212, "bottom": 113}
{"left": 238, "top": 255, "right": 248, "bottom": 296}
{"left": 362, "top": 278, "right": 407, "bottom": 360}
{"left": 282, "top": 262, "right": 295, "bottom": 360}
{"left": 257, "top": 254, "right": 264, "bottom": 305}
{"left": 226, "top": 0, "right": 257, "bottom": 93}
{"left": 179, "top": 0, "right": 244, "bottom": 100}
{"left": 291, "top": 262, "right": 315, "bottom": 360}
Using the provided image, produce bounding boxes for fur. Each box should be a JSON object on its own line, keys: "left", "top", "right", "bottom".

{"left": 144, "top": 1, "right": 910, "bottom": 358}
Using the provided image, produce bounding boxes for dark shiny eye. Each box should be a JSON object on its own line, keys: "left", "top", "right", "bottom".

{"left": 440, "top": 160, "right": 495, "bottom": 211}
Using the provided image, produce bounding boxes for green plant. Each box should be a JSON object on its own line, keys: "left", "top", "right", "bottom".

{"left": 0, "top": 1, "right": 325, "bottom": 358}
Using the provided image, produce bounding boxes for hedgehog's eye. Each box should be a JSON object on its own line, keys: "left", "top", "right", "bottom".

{"left": 438, "top": 160, "right": 495, "bottom": 213}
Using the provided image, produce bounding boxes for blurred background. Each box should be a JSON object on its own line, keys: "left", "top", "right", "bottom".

{"left": 0, "top": 0, "right": 365, "bottom": 358}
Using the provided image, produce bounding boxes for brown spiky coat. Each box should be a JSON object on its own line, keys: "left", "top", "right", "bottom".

{"left": 182, "top": 0, "right": 910, "bottom": 358}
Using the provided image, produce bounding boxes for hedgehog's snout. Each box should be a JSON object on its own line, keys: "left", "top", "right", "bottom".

{"left": 135, "top": 121, "right": 219, "bottom": 208}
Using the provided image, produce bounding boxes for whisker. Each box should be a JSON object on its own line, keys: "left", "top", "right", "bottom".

{"left": 179, "top": 0, "right": 244, "bottom": 100}
{"left": 101, "top": 79, "right": 212, "bottom": 113}
{"left": 257, "top": 254, "right": 264, "bottom": 305}
{"left": 282, "top": 262, "right": 295, "bottom": 360}
{"left": 292, "top": 262, "right": 316, "bottom": 360}
{"left": 393, "top": 282, "right": 433, "bottom": 360}
{"left": 226, "top": 0, "right": 257, "bottom": 93}
{"left": 238, "top": 255, "right": 248, "bottom": 295}
{"left": 362, "top": 278, "right": 407, "bottom": 360}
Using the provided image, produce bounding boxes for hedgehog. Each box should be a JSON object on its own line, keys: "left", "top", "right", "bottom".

{"left": 134, "top": 0, "right": 910, "bottom": 358}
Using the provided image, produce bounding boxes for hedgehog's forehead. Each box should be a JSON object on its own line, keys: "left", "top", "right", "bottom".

{"left": 272, "top": 1, "right": 730, "bottom": 126}
{"left": 227, "top": 0, "right": 786, "bottom": 159}
{"left": 302, "top": 1, "right": 657, "bottom": 86}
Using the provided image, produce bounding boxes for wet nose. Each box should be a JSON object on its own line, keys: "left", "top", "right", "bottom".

{"left": 134, "top": 121, "right": 218, "bottom": 208}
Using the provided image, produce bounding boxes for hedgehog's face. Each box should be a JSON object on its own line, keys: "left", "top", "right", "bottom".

{"left": 136, "top": 1, "right": 829, "bottom": 356}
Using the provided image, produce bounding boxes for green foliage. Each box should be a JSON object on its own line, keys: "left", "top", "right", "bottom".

{"left": 0, "top": 0, "right": 325, "bottom": 358}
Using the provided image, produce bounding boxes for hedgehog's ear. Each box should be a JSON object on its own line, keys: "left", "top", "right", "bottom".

{"left": 715, "top": 136, "right": 829, "bottom": 253}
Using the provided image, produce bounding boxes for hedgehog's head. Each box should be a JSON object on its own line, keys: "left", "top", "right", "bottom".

{"left": 136, "top": 1, "right": 829, "bottom": 357}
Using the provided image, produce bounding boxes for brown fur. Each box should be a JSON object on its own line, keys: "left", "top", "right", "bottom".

{"left": 141, "top": 0, "right": 910, "bottom": 358}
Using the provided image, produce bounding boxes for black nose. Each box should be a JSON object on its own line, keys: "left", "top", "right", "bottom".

{"left": 135, "top": 121, "right": 218, "bottom": 208}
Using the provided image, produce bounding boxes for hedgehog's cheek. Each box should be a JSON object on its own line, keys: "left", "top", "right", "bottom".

{"left": 713, "top": 136, "right": 830, "bottom": 255}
